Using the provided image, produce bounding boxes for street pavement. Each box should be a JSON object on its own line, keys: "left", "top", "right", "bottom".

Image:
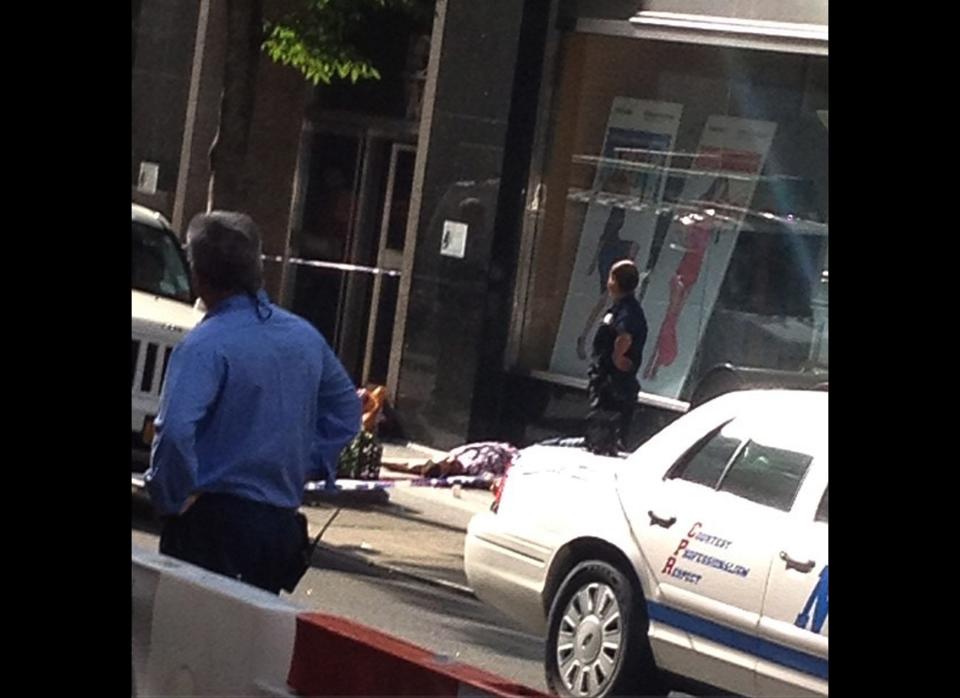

{"left": 132, "top": 440, "right": 491, "bottom": 594}
{"left": 131, "top": 440, "right": 701, "bottom": 698}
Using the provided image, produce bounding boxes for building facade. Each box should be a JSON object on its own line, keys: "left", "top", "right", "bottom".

{"left": 132, "top": 0, "right": 829, "bottom": 450}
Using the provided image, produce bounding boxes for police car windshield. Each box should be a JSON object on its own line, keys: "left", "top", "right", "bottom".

{"left": 132, "top": 221, "right": 193, "bottom": 303}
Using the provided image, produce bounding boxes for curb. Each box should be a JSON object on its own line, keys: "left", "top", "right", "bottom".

{"left": 382, "top": 441, "right": 450, "bottom": 462}
{"left": 312, "top": 541, "right": 476, "bottom": 599}
{"left": 303, "top": 486, "right": 390, "bottom": 506}
{"left": 304, "top": 493, "right": 473, "bottom": 535}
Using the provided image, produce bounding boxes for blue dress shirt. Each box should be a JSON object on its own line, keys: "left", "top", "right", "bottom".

{"left": 145, "top": 291, "right": 361, "bottom": 515}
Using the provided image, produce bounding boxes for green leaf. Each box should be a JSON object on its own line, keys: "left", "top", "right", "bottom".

{"left": 261, "top": 0, "right": 433, "bottom": 85}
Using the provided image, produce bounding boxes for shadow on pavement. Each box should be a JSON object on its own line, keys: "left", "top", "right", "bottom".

{"left": 439, "top": 617, "right": 546, "bottom": 665}
{"left": 372, "top": 570, "right": 544, "bottom": 663}
{"left": 372, "top": 502, "right": 470, "bottom": 534}
{"left": 309, "top": 546, "right": 396, "bottom": 582}
{"left": 304, "top": 498, "right": 469, "bottom": 535}
{"left": 304, "top": 489, "right": 389, "bottom": 507}
{"left": 375, "top": 559, "right": 467, "bottom": 587}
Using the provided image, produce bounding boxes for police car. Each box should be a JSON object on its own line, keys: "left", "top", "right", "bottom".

{"left": 131, "top": 203, "right": 202, "bottom": 470}
{"left": 464, "top": 390, "right": 827, "bottom": 697}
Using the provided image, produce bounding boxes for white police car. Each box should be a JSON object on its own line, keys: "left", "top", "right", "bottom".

{"left": 464, "top": 390, "right": 827, "bottom": 697}
{"left": 131, "top": 204, "right": 202, "bottom": 470}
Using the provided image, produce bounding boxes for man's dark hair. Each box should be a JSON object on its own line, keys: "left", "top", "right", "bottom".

{"left": 186, "top": 211, "right": 263, "bottom": 295}
{"left": 611, "top": 260, "right": 639, "bottom": 293}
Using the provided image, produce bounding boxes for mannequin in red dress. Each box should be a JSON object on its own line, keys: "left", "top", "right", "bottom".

{"left": 643, "top": 177, "right": 734, "bottom": 381}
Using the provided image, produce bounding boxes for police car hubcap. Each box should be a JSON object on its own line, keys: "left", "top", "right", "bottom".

{"left": 557, "top": 582, "right": 622, "bottom": 696}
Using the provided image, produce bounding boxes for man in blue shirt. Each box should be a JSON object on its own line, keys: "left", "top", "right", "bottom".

{"left": 145, "top": 211, "right": 361, "bottom": 593}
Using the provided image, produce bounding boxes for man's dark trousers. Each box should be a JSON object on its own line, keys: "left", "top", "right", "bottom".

{"left": 159, "top": 492, "right": 304, "bottom": 594}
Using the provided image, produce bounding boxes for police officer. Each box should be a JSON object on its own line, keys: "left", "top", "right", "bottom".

{"left": 586, "top": 259, "right": 648, "bottom": 455}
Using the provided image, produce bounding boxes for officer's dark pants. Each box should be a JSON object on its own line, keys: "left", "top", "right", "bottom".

{"left": 159, "top": 492, "right": 303, "bottom": 594}
{"left": 585, "top": 375, "right": 637, "bottom": 455}
{"left": 586, "top": 402, "right": 635, "bottom": 455}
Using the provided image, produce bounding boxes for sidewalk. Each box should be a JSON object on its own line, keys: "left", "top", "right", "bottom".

{"left": 301, "top": 441, "right": 494, "bottom": 595}
{"left": 132, "top": 440, "right": 494, "bottom": 594}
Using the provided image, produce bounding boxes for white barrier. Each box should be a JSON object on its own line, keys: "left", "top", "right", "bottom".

{"left": 133, "top": 546, "right": 549, "bottom": 697}
{"left": 132, "top": 547, "right": 298, "bottom": 697}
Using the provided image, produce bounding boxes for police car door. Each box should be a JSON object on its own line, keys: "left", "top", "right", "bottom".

{"left": 619, "top": 409, "right": 792, "bottom": 696}
{"left": 755, "top": 449, "right": 829, "bottom": 698}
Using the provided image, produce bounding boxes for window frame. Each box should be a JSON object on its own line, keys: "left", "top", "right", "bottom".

{"left": 714, "top": 438, "right": 814, "bottom": 513}
{"left": 814, "top": 486, "right": 828, "bottom": 523}
{"left": 666, "top": 414, "right": 816, "bottom": 513}
{"left": 664, "top": 417, "right": 741, "bottom": 485}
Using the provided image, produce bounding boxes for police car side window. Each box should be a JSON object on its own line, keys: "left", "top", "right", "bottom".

{"left": 717, "top": 440, "right": 813, "bottom": 512}
{"left": 668, "top": 420, "right": 742, "bottom": 488}
{"left": 815, "top": 487, "right": 828, "bottom": 523}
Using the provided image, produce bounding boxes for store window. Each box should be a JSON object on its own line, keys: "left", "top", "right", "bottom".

{"left": 516, "top": 33, "right": 827, "bottom": 403}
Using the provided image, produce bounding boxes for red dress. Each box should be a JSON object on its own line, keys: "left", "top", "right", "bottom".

{"left": 650, "top": 223, "right": 712, "bottom": 369}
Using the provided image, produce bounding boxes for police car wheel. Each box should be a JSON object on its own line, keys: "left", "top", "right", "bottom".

{"left": 545, "top": 560, "right": 662, "bottom": 698}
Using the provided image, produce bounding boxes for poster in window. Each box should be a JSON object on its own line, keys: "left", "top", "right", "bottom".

{"left": 639, "top": 116, "right": 777, "bottom": 399}
{"left": 549, "top": 97, "right": 684, "bottom": 378}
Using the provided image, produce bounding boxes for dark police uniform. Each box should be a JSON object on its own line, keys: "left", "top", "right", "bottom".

{"left": 587, "top": 294, "right": 647, "bottom": 455}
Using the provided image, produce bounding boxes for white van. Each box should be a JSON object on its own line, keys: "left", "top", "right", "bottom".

{"left": 131, "top": 203, "right": 202, "bottom": 470}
